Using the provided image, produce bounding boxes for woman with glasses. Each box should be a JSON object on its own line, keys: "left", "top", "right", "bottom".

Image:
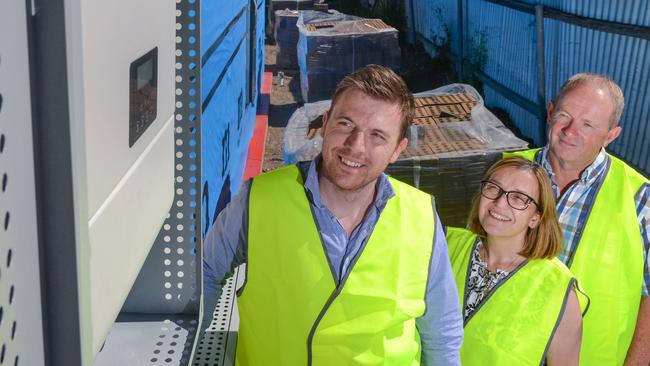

{"left": 446, "top": 156, "right": 589, "bottom": 365}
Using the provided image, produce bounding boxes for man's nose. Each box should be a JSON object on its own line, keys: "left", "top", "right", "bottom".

{"left": 345, "top": 130, "right": 365, "bottom": 151}
{"left": 562, "top": 120, "right": 579, "bottom": 136}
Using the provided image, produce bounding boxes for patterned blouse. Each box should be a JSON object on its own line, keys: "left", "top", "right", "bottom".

{"left": 464, "top": 238, "right": 518, "bottom": 320}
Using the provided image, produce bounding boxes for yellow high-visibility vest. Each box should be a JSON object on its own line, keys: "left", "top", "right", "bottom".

{"left": 506, "top": 148, "right": 647, "bottom": 365}
{"left": 236, "top": 164, "right": 436, "bottom": 366}
{"left": 446, "top": 227, "right": 588, "bottom": 365}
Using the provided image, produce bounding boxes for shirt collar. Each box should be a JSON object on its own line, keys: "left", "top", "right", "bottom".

{"left": 539, "top": 146, "right": 609, "bottom": 186}
{"left": 303, "top": 155, "right": 395, "bottom": 210}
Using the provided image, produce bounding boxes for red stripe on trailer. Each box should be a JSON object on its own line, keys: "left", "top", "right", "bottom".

{"left": 243, "top": 71, "right": 272, "bottom": 181}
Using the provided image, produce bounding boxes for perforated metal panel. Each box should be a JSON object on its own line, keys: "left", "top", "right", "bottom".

{"left": 95, "top": 314, "right": 198, "bottom": 366}
{"left": 192, "top": 267, "right": 244, "bottom": 366}
{"left": 0, "top": 1, "right": 46, "bottom": 365}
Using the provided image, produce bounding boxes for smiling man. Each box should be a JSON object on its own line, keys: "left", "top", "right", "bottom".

{"left": 202, "top": 65, "right": 462, "bottom": 365}
{"left": 506, "top": 73, "right": 650, "bottom": 365}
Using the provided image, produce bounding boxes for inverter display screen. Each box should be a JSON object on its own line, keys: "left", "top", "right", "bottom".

{"left": 129, "top": 47, "right": 158, "bottom": 147}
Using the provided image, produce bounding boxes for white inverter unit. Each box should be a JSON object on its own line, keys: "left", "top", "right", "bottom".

{"left": 63, "top": 0, "right": 176, "bottom": 358}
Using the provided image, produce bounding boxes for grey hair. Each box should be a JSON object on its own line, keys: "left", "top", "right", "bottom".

{"left": 554, "top": 73, "right": 624, "bottom": 128}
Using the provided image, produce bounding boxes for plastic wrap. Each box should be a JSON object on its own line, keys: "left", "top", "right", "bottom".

{"left": 404, "top": 84, "right": 529, "bottom": 159}
{"left": 387, "top": 154, "right": 505, "bottom": 227}
{"left": 297, "top": 13, "right": 400, "bottom": 102}
{"left": 283, "top": 100, "right": 330, "bottom": 164}
{"left": 283, "top": 84, "right": 529, "bottom": 227}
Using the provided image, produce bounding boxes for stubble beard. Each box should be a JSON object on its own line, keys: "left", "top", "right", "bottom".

{"left": 320, "top": 153, "right": 378, "bottom": 195}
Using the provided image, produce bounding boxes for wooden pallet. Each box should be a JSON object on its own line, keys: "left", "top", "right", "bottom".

{"left": 303, "top": 18, "right": 393, "bottom": 32}
{"left": 401, "top": 123, "right": 485, "bottom": 158}
{"left": 413, "top": 92, "right": 477, "bottom": 124}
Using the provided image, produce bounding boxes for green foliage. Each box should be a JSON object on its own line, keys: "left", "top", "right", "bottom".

{"left": 462, "top": 29, "right": 489, "bottom": 95}
{"left": 400, "top": 5, "right": 457, "bottom": 91}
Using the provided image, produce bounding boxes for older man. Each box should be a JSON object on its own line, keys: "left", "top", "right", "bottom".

{"left": 507, "top": 73, "right": 649, "bottom": 365}
{"left": 202, "top": 65, "right": 463, "bottom": 365}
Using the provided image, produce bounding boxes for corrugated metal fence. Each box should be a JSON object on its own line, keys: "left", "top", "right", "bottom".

{"left": 409, "top": 0, "right": 650, "bottom": 176}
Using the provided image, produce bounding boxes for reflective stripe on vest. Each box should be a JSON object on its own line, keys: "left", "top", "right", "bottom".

{"left": 445, "top": 227, "right": 588, "bottom": 366}
{"left": 237, "top": 164, "right": 435, "bottom": 366}
{"left": 505, "top": 148, "right": 647, "bottom": 365}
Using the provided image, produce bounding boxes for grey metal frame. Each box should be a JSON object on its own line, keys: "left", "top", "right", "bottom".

{"left": 27, "top": 0, "right": 86, "bottom": 364}
{"left": 0, "top": 1, "right": 48, "bottom": 365}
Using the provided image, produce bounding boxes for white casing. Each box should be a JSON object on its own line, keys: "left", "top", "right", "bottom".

{"left": 65, "top": 0, "right": 176, "bottom": 357}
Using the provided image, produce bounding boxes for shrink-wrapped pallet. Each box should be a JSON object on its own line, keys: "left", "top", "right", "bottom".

{"left": 297, "top": 14, "right": 400, "bottom": 102}
{"left": 275, "top": 10, "right": 354, "bottom": 70}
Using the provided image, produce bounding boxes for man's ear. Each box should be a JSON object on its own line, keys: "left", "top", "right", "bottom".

{"left": 320, "top": 111, "right": 329, "bottom": 138}
{"left": 604, "top": 125, "right": 622, "bottom": 148}
{"left": 389, "top": 137, "right": 408, "bottom": 163}
{"left": 547, "top": 101, "right": 554, "bottom": 123}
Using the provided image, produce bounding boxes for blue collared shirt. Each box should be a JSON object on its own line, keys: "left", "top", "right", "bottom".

{"left": 203, "top": 158, "right": 463, "bottom": 365}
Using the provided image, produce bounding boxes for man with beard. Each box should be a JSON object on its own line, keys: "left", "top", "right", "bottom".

{"left": 202, "top": 64, "right": 462, "bottom": 365}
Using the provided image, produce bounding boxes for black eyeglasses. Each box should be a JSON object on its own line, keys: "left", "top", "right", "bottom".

{"left": 480, "top": 180, "right": 539, "bottom": 211}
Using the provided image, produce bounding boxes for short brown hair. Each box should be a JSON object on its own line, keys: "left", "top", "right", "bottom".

{"left": 467, "top": 157, "right": 563, "bottom": 260}
{"left": 329, "top": 64, "right": 414, "bottom": 140}
{"left": 554, "top": 73, "right": 625, "bottom": 128}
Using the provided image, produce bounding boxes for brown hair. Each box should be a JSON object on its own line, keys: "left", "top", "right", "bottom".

{"left": 467, "top": 156, "right": 563, "bottom": 260}
{"left": 329, "top": 64, "right": 415, "bottom": 140}
{"left": 554, "top": 72, "right": 625, "bottom": 128}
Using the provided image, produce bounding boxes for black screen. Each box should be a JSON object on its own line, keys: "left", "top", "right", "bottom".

{"left": 129, "top": 47, "right": 158, "bottom": 147}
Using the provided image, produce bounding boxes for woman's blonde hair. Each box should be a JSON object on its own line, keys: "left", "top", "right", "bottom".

{"left": 467, "top": 156, "right": 563, "bottom": 260}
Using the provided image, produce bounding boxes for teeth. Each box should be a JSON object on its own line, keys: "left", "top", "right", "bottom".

{"left": 341, "top": 157, "right": 363, "bottom": 168}
{"left": 489, "top": 210, "right": 511, "bottom": 222}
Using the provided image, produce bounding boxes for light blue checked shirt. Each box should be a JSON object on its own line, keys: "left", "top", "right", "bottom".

{"left": 536, "top": 147, "right": 650, "bottom": 296}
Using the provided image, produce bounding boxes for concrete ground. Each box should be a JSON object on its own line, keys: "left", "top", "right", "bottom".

{"left": 262, "top": 44, "right": 302, "bottom": 172}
